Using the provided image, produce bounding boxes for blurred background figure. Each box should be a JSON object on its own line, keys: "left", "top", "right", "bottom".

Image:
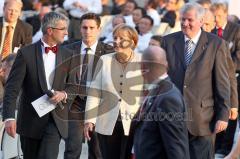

{"left": 64, "top": 0, "right": 102, "bottom": 40}
{"left": 145, "top": 0, "right": 160, "bottom": 26}
{"left": 149, "top": 35, "right": 162, "bottom": 46}
{"left": 0, "top": 54, "right": 16, "bottom": 106}
{"left": 161, "top": 0, "right": 178, "bottom": 28}
{"left": 157, "top": 0, "right": 167, "bottom": 16}
{"left": 210, "top": 2, "right": 240, "bottom": 157}
{"left": 0, "top": 0, "right": 32, "bottom": 61}
{"left": 202, "top": 9, "right": 215, "bottom": 32}
{"left": 228, "top": 14, "right": 240, "bottom": 24}
{"left": 25, "top": 3, "right": 52, "bottom": 43}
{"left": 196, "top": 0, "right": 211, "bottom": 9}
{"left": 101, "top": 0, "right": 111, "bottom": 15}
{"left": 135, "top": 15, "right": 153, "bottom": 53}
{"left": 120, "top": 0, "right": 137, "bottom": 27}
{"left": 102, "top": 15, "right": 126, "bottom": 44}
{"left": 111, "top": 0, "right": 127, "bottom": 15}
{"left": 132, "top": 7, "right": 146, "bottom": 33}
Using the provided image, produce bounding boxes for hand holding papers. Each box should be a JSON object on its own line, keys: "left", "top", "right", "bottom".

{"left": 31, "top": 94, "right": 56, "bottom": 117}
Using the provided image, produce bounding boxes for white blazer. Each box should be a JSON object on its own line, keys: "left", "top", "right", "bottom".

{"left": 85, "top": 52, "right": 144, "bottom": 136}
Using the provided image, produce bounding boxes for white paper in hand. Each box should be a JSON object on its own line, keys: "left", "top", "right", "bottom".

{"left": 31, "top": 94, "right": 56, "bottom": 117}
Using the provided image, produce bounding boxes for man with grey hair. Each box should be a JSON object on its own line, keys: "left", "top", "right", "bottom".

{"left": 2, "top": 12, "right": 77, "bottom": 159}
{"left": 133, "top": 45, "right": 190, "bottom": 159}
{"left": 161, "top": 2, "right": 231, "bottom": 159}
{"left": 0, "top": 0, "right": 32, "bottom": 60}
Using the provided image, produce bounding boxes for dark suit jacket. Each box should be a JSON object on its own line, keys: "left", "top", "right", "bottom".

{"left": 64, "top": 40, "right": 114, "bottom": 120}
{"left": 0, "top": 18, "right": 32, "bottom": 50}
{"left": 133, "top": 78, "right": 190, "bottom": 159}
{"left": 2, "top": 40, "right": 78, "bottom": 139}
{"left": 161, "top": 31, "right": 231, "bottom": 136}
{"left": 212, "top": 21, "right": 240, "bottom": 71}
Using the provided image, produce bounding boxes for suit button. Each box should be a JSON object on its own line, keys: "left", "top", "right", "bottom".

{"left": 119, "top": 99, "right": 122, "bottom": 102}
{"left": 120, "top": 82, "right": 123, "bottom": 85}
{"left": 120, "top": 75, "right": 123, "bottom": 78}
{"left": 184, "top": 85, "right": 187, "bottom": 88}
{"left": 119, "top": 90, "right": 122, "bottom": 94}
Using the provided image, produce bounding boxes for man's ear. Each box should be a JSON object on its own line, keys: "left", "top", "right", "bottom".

{"left": 47, "top": 28, "right": 53, "bottom": 35}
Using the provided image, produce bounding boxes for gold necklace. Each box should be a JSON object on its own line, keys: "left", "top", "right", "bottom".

{"left": 116, "top": 51, "right": 133, "bottom": 64}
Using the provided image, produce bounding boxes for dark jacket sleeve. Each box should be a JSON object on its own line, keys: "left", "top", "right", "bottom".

{"left": 214, "top": 40, "right": 231, "bottom": 122}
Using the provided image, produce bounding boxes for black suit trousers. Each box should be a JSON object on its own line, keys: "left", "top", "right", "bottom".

{"left": 98, "top": 121, "right": 133, "bottom": 159}
{"left": 20, "top": 116, "right": 61, "bottom": 159}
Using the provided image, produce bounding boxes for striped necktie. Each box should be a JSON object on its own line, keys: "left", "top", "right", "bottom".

{"left": 185, "top": 40, "right": 193, "bottom": 66}
{"left": 1, "top": 25, "right": 13, "bottom": 60}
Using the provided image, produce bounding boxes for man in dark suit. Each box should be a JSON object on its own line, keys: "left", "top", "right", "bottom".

{"left": 2, "top": 12, "right": 77, "bottom": 159}
{"left": 0, "top": 0, "right": 32, "bottom": 60}
{"left": 133, "top": 46, "right": 190, "bottom": 159}
{"left": 161, "top": 2, "right": 231, "bottom": 159}
{"left": 210, "top": 2, "right": 240, "bottom": 156}
{"left": 64, "top": 13, "right": 113, "bottom": 159}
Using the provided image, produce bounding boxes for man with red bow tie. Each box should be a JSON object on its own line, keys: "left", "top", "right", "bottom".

{"left": 2, "top": 12, "right": 78, "bottom": 159}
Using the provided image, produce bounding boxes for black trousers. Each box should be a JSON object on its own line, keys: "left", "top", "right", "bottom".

{"left": 188, "top": 133, "right": 215, "bottom": 159}
{"left": 98, "top": 121, "right": 133, "bottom": 159}
{"left": 64, "top": 121, "right": 84, "bottom": 159}
{"left": 88, "top": 130, "right": 103, "bottom": 159}
{"left": 20, "top": 117, "right": 61, "bottom": 159}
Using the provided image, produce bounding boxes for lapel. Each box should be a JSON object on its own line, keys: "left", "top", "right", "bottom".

{"left": 0, "top": 18, "right": 3, "bottom": 45}
{"left": 35, "top": 40, "right": 48, "bottom": 92}
{"left": 173, "top": 32, "right": 186, "bottom": 69}
{"left": 189, "top": 31, "right": 208, "bottom": 65}
{"left": 92, "top": 41, "right": 103, "bottom": 77}
{"left": 223, "top": 22, "right": 231, "bottom": 41}
{"left": 52, "top": 45, "right": 63, "bottom": 89}
{"left": 74, "top": 41, "right": 82, "bottom": 80}
{"left": 12, "top": 19, "right": 21, "bottom": 49}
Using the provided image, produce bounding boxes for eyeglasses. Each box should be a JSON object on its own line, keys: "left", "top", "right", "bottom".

{"left": 50, "top": 27, "right": 68, "bottom": 31}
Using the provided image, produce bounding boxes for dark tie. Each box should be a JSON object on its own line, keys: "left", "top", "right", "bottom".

{"left": 45, "top": 45, "right": 58, "bottom": 54}
{"left": 80, "top": 48, "right": 91, "bottom": 96}
{"left": 185, "top": 40, "right": 193, "bottom": 66}
{"left": 217, "top": 27, "right": 223, "bottom": 38}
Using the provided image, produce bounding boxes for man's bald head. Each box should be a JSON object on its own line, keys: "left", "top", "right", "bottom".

{"left": 143, "top": 46, "right": 168, "bottom": 68}
{"left": 142, "top": 46, "right": 168, "bottom": 83}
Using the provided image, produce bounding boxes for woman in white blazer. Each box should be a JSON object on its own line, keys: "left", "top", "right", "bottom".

{"left": 84, "top": 24, "right": 144, "bottom": 159}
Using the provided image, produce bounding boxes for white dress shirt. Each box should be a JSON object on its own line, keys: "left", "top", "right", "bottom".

{"left": 41, "top": 39, "right": 56, "bottom": 90}
{"left": 184, "top": 29, "right": 202, "bottom": 55}
{"left": 124, "top": 15, "right": 135, "bottom": 27}
{"left": 135, "top": 32, "right": 153, "bottom": 53}
{"left": 147, "top": 8, "right": 160, "bottom": 26}
{"left": 80, "top": 41, "right": 98, "bottom": 88}
{"left": 63, "top": 0, "right": 102, "bottom": 18}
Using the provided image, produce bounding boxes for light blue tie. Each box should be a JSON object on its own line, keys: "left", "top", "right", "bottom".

{"left": 185, "top": 40, "right": 193, "bottom": 66}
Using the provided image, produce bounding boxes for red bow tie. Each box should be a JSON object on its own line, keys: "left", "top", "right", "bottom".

{"left": 45, "top": 46, "right": 58, "bottom": 54}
